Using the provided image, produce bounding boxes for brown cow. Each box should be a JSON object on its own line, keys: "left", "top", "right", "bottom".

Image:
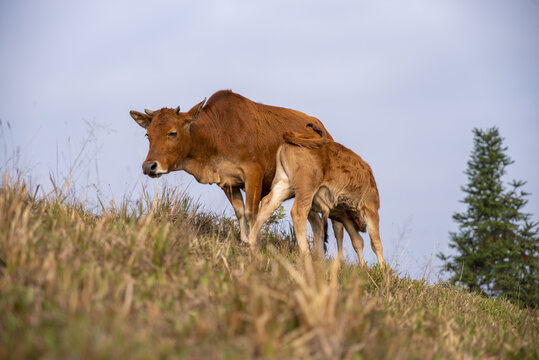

{"left": 246, "top": 124, "right": 385, "bottom": 266}
{"left": 130, "top": 90, "right": 342, "bottom": 254}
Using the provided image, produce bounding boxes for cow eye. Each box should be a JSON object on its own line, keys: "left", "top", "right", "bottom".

{"left": 168, "top": 131, "right": 177, "bottom": 137}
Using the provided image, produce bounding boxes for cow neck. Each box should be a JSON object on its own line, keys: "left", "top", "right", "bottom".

{"left": 178, "top": 118, "right": 219, "bottom": 177}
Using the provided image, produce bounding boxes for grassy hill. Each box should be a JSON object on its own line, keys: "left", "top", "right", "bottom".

{"left": 0, "top": 176, "right": 537, "bottom": 359}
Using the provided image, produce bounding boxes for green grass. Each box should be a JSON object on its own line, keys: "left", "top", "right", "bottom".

{"left": 0, "top": 175, "right": 537, "bottom": 359}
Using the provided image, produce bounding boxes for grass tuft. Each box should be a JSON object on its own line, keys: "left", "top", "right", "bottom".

{"left": 0, "top": 174, "right": 537, "bottom": 359}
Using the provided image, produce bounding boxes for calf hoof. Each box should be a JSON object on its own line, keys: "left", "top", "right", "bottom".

{"left": 237, "top": 240, "right": 251, "bottom": 248}
{"left": 237, "top": 240, "right": 259, "bottom": 252}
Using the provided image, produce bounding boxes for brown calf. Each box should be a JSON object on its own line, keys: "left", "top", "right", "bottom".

{"left": 130, "top": 90, "right": 342, "bottom": 252}
{"left": 247, "top": 124, "right": 385, "bottom": 266}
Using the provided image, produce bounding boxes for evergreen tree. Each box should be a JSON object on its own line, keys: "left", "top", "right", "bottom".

{"left": 439, "top": 127, "right": 539, "bottom": 307}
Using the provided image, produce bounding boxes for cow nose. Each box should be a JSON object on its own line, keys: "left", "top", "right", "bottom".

{"left": 142, "top": 161, "right": 158, "bottom": 175}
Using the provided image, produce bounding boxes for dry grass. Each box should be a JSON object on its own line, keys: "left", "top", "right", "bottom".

{"left": 0, "top": 174, "right": 537, "bottom": 359}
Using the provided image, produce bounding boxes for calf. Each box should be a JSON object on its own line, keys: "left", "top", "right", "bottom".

{"left": 247, "top": 124, "right": 385, "bottom": 266}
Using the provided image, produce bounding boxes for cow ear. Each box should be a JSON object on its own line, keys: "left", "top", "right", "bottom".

{"left": 186, "top": 97, "right": 207, "bottom": 124}
{"left": 130, "top": 110, "right": 152, "bottom": 129}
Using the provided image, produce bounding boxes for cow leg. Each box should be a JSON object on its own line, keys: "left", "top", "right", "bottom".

{"left": 342, "top": 217, "right": 366, "bottom": 267}
{"left": 222, "top": 186, "right": 250, "bottom": 243}
{"left": 308, "top": 211, "right": 326, "bottom": 260}
{"left": 365, "top": 209, "right": 386, "bottom": 267}
{"left": 332, "top": 220, "right": 345, "bottom": 262}
{"left": 244, "top": 171, "right": 264, "bottom": 227}
{"left": 247, "top": 180, "right": 293, "bottom": 247}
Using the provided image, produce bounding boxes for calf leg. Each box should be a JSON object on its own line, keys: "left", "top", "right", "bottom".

{"left": 365, "top": 209, "right": 386, "bottom": 266}
{"left": 342, "top": 217, "right": 366, "bottom": 267}
{"left": 290, "top": 195, "right": 315, "bottom": 256}
{"left": 332, "top": 220, "right": 345, "bottom": 262}
{"left": 222, "top": 186, "right": 249, "bottom": 243}
{"left": 246, "top": 180, "right": 293, "bottom": 247}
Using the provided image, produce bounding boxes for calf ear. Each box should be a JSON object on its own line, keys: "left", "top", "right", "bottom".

{"left": 186, "top": 98, "right": 207, "bottom": 124}
{"left": 130, "top": 110, "right": 152, "bottom": 129}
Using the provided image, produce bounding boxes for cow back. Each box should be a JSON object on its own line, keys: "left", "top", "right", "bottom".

{"left": 194, "top": 90, "right": 333, "bottom": 194}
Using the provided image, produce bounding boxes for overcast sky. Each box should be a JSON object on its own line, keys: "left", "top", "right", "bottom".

{"left": 1, "top": 0, "right": 538, "bottom": 278}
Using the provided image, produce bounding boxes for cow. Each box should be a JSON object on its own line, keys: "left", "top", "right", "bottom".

{"left": 130, "top": 90, "right": 342, "bottom": 256}
{"left": 246, "top": 123, "right": 386, "bottom": 267}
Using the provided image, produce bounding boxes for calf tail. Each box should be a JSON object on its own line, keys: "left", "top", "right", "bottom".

{"left": 283, "top": 123, "right": 328, "bottom": 149}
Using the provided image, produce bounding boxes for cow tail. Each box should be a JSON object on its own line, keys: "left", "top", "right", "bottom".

{"left": 323, "top": 218, "right": 329, "bottom": 254}
{"left": 306, "top": 123, "right": 326, "bottom": 139}
{"left": 283, "top": 123, "right": 328, "bottom": 149}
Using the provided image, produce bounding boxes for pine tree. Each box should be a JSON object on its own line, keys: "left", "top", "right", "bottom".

{"left": 438, "top": 127, "right": 539, "bottom": 307}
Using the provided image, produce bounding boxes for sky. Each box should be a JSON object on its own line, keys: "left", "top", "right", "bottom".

{"left": 1, "top": 0, "right": 538, "bottom": 279}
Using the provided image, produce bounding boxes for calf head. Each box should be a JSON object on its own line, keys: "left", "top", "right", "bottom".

{"left": 130, "top": 98, "right": 206, "bottom": 177}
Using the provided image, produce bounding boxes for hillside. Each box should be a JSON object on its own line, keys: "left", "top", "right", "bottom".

{"left": 0, "top": 177, "right": 537, "bottom": 359}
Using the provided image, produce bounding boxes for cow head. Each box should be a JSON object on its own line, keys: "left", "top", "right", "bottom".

{"left": 130, "top": 98, "right": 206, "bottom": 178}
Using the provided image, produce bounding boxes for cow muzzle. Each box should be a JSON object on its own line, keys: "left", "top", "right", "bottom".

{"left": 142, "top": 161, "right": 166, "bottom": 178}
